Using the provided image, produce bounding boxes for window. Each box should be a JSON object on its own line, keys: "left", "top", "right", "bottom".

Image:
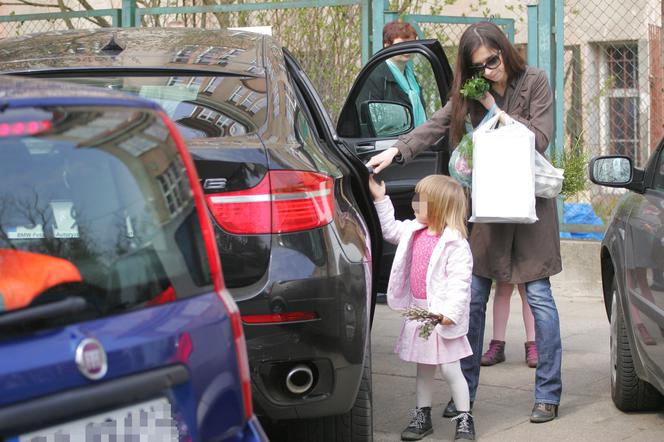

{"left": 197, "top": 107, "right": 219, "bottom": 123}
{"left": 604, "top": 44, "right": 640, "bottom": 159}
{"left": 171, "top": 45, "right": 196, "bottom": 63}
{"left": 157, "top": 159, "right": 187, "bottom": 215}
{"left": 228, "top": 85, "right": 245, "bottom": 104}
{"left": 52, "top": 76, "right": 265, "bottom": 140}
{"left": 203, "top": 77, "right": 223, "bottom": 94}
{"left": 0, "top": 106, "right": 212, "bottom": 327}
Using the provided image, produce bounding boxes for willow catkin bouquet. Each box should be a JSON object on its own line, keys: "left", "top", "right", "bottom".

{"left": 401, "top": 306, "right": 444, "bottom": 340}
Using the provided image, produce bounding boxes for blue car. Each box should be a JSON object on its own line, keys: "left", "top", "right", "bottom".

{"left": 0, "top": 76, "right": 267, "bottom": 441}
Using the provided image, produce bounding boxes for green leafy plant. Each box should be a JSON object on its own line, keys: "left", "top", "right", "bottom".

{"left": 551, "top": 136, "right": 589, "bottom": 199}
{"left": 402, "top": 306, "right": 443, "bottom": 340}
{"left": 456, "top": 132, "right": 474, "bottom": 166}
{"left": 460, "top": 75, "right": 490, "bottom": 100}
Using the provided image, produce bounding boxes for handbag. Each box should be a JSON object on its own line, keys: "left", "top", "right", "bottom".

{"left": 469, "top": 114, "right": 538, "bottom": 223}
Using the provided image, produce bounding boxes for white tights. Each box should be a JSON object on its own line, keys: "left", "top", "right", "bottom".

{"left": 416, "top": 361, "right": 470, "bottom": 412}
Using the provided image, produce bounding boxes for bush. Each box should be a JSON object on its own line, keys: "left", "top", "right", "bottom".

{"left": 552, "top": 136, "right": 588, "bottom": 199}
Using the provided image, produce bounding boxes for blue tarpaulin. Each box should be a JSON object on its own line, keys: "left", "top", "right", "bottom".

{"left": 560, "top": 202, "right": 605, "bottom": 240}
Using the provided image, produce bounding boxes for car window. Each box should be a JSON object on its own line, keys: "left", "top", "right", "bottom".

{"left": 0, "top": 105, "right": 212, "bottom": 328}
{"left": 44, "top": 75, "right": 267, "bottom": 140}
{"left": 340, "top": 52, "right": 443, "bottom": 138}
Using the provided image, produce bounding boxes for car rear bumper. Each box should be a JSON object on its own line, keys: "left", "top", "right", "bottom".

{"left": 235, "top": 231, "right": 371, "bottom": 420}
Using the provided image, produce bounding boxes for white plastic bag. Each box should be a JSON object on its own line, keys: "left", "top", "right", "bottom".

{"left": 469, "top": 114, "right": 538, "bottom": 224}
{"left": 534, "top": 152, "right": 564, "bottom": 199}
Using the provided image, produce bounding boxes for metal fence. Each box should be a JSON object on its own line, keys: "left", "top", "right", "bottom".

{"left": 0, "top": 9, "right": 120, "bottom": 37}
{"left": 5, "top": 0, "right": 607, "bottom": 236}
{"left": 563, "top": 0, "right": 662, "bottom": 235}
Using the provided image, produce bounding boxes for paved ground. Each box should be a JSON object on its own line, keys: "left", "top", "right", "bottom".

{"left": 371, "top": 270, "right": 664, "bottom": 441}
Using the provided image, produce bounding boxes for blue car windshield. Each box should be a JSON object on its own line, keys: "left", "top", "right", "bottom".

{"left": 0, "top": 105, "right": 212, "bottom": 325}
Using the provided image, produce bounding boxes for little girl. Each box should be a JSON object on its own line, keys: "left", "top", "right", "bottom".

{"left": 369, "top": 174, "right": 475, "bottom": 441}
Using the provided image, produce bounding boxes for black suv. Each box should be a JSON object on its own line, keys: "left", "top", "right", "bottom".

{"left": 0, "top": 28, "right": 453, "bottom": 440}
{"left": 590, "top": 152, "right": 664, "bottom": 412}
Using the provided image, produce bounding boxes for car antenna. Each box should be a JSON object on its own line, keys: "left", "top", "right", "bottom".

{"left": 100, "top": 34, "right": 124, "bottom": 54}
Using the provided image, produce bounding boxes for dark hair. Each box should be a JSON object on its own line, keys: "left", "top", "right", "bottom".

{"left": 449, "top": 21, "right": 526, "bottom": 146}
{"left": 383, "top": 20, "right": 418, "bottom": 46}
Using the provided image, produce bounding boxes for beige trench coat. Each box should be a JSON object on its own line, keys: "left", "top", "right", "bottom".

{"left": 393, "top": 66, "right": 562, "bottom": 283}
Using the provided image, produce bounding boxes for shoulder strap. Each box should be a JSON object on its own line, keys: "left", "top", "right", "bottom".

{"left": 505, "top": 67, "right": 530, "bottom": 112}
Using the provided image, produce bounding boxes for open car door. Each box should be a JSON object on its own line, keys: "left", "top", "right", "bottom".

{"left": 337, "top": 39, "right": 453, "bottom": 291}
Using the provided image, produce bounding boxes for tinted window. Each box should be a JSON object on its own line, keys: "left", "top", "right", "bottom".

{"left": 340, "top": 52, "right": 443, "bottom": 138}
{"left": 0, "top": 105, "right": 211, "bottom": 327}
{"left": 50, "top": 76, "right": 267, "bottom": 140}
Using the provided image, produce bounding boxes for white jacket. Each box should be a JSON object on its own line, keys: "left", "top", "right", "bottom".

{"left": 375, "top": 197, "right": 473, "bottom": 339}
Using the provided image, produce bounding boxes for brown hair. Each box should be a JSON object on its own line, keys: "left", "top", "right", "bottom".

{"left": 449, "top": 21, "right": 526, "bottom": 146}
{"left": 383, "top": 20, "right": 418, "bottom": 47}
{"left": 415, "top": 175, "right": 468, "bottom": 238}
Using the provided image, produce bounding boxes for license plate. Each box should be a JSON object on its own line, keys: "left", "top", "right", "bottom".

{"left": 12, "top": 397, "right": 179, "bottom": 441}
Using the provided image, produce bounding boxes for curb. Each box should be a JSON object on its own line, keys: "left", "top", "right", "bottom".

{"left": 551, "top": 239, "right": 601, "bottom": 298}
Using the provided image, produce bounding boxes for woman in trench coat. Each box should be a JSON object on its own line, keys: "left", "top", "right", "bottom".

{"left": 367, "top": 21, "right": 563, "bottom": 424}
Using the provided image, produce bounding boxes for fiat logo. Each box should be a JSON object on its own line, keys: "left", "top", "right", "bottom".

{"left": 75, "top": 338, "right": 108, "bottom": 380}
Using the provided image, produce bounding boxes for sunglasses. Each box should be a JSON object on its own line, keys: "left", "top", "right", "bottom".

{"left": 471, "top": 51, "right": 502, "bottom": 73}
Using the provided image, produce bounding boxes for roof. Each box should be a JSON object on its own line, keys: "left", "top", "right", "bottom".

{"left": 0, "top": 28, "right": 266, "bottom": 76}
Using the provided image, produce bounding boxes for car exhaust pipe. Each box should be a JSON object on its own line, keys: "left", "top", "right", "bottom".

{"left": 285, "top": 364, "right": 314, "bottom": 395}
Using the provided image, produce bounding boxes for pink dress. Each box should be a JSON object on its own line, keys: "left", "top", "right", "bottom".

{"left": 394, "top": 229, "right": 473, "bottom": 365}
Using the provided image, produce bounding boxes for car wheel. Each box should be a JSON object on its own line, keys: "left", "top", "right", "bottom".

{"left": 285, "top": 337, "right": 373, "bottom": 442}
{"left": 610, "top": 277, "right": 662, "bottom": 411}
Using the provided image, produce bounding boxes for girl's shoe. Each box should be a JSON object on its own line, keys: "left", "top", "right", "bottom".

{"left": 401, "top": 407, "right": 433, "bottom": 441}
{"left": 525, "top": 341, "right": 538, "bottom": 368}
{"left": 452, "top": 411, "right": 475, "bottom": 440}
{"left": 480, "top": 339, "right": 506, "bottom": 366}
{"left": 442, "top": 398, "right": 474, "bottom": 417}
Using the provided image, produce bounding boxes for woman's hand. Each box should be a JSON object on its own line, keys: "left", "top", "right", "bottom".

{"left": 366, "top": 147, "right": 399, "bottom": 174}
{"left": 478, "top": 91, "right": 496, "bottom": 111}
{"left": 368, "top": 175, "right": 386, "bottom": 202}
{"left": 496, "top": 110, "right": 513, "bottom": 125}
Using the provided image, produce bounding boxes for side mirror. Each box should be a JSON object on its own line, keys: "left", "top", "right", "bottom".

{"left": 588, "top": 156, "right": 633, "bottom": 187}
{"left": 361, "top": 101, "right": 413, "bottom": 138}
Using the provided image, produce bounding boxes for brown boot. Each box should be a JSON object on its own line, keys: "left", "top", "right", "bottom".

{"left": 480, "top": 339, "right": 505, "bottom": 366}
{"left": 525, "top": 341, "right": 538, "bottom": 368}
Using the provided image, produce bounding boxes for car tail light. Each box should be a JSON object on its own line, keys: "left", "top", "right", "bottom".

{"left": 219, "top": 293, "right": 253, "bottom": 420}
{"left": 159, "top": 112, "right": 253, "bottom": 420}
{"left": 242, "top": 311, "right": 319, "bottom": 324}
{"left": 174, "top": 332, "right": 193, "bottom": 363}
{"left": 0, "top": 120, "right": 51, "bottom": 137}
{"left": 147, "top": 286, "right": 177, "bottom": 307}
{"left": 206, "top": 170, "right": 334, "bottom": 234}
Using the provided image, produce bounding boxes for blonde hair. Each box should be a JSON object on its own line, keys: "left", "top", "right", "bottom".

{"left": 415, "top": 175, "right": 468, "bottom": 238}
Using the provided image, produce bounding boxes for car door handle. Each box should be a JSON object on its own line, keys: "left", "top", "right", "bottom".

{"left": 355, "top": 144, "right": 375, "bottom": 154}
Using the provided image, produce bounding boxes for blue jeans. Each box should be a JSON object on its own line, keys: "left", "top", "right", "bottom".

{"left": 461, "top": 275, "right": 562, "bottom": 405}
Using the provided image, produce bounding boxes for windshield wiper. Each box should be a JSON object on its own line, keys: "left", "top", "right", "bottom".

{"left": 0, "top": 296, "right": 89, "bottom": 330}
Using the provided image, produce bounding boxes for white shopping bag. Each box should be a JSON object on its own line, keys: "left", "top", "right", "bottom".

{"left": 534, "top": 152, "right": 564, "bottom": 199}
{"left": 469, "top": 114, "right": 538, "bottom": 223}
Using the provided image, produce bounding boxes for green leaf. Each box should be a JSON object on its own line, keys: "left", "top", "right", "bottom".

{"left": 460, "top": 75, "right": 490, "bottom": 100}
